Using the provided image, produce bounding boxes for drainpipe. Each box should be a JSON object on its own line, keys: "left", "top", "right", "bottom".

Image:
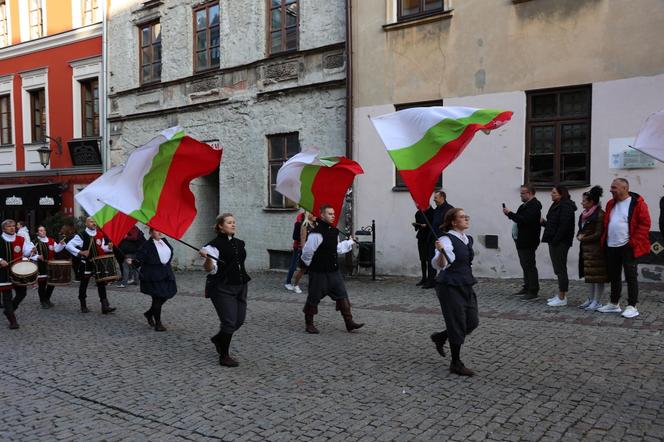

{"left": 101, "top": 0, "right": 109, "bottom": 171}
{"left": 344, "top": 0, "right": 355, "bottom": 274}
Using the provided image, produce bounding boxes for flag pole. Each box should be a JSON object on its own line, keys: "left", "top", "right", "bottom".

{"left": 166, "top": 235, "right": 223, "bottom": 263}
{"left": 418, "top": 208, "right": 451, "bottom": 265}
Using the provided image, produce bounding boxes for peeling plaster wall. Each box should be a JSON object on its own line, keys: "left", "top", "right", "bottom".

{"left": 107, "top": 0, "right": 347, "bottom": 270}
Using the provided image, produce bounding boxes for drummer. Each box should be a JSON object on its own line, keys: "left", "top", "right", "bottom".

{"left": 31, "top": 226, "right": 66, "bottom": 309}
{"left": 0, "top": 219, "right": 35, "bottom": 329}
{"left": 65, "top": 217, "right": 117, "bottom": 314}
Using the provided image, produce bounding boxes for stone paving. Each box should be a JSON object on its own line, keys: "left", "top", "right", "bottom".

{"left": 1, "top": 271, "right": 663, "bottom": 441}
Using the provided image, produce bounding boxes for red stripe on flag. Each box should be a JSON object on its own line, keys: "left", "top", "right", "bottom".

{"left": 99, "top": 212, "right": 137, "bottom": 246}
{"left": 400, "top": 112, "right": 512, "bottom": 210}
{"left": 148, "top": 137, "right": 223, "bottom": 238}
{"left": 310, "top": 157, "right": 364, "bottom": 226}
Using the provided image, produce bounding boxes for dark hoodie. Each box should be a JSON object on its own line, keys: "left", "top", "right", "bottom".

{"left": 542, "top": 198, "right": 578, "bottom": 247}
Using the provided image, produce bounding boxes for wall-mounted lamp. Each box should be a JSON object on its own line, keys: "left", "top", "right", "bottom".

{"left": 37, "top": 135, "right": 63, "bottom": 168}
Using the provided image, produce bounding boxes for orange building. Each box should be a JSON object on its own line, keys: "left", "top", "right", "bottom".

{"left": 0, "top": 0, "right": 104, "bottom": 230}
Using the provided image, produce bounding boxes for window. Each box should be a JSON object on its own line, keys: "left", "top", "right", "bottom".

{"left": 267, "top": 132, "right": 300, "bottom": 208}
{"left": 526, "top": 86, "right": 591, "bottom": 186}
{"left": 29, "top": 0, "right": 43, "bottom": 39}
{"left": 139, "top": 21, "right": 161, "bottom": 84}
{"left": 0, "top": 1, "right": 8, "bottom": 48}
{"left": 193, "top": 2, "right": 220, "bottom": 72}
{"left": 393, "top": 100, "right": 444, "bottom": 191}
{"left": 80, "top": 78, "right": 99, "bottom": 137}
{"left": 268, "top": 0, "right": 298, "bottom": 55}
{"left": 29, "top": 88, "right": 46, "bottom": 143}
{"left": 398, "top": 0, "right": 446, "bottom": 21}
{"left": 82, "top": 0, "right": 100, "bottom": 26}
{"left": 0, "top": 94, "right": 11, "bottom": 144}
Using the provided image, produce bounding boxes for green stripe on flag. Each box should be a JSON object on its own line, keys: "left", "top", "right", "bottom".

{"left": 298, "top": 164, "right": 319, "bottom": 212}
{"left": 93, "top": 204, "right": 121, "bottom": 227}
{"left": 388, "top": 109, "right": 503, "bottom": 171}
{"left": 130, "top": 131, "right": 185, "bottom": 222}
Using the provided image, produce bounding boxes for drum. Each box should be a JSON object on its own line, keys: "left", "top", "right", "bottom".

{"left": 47, "top": 260, "right": 72, "bottom": 286}
{"left": 10, "top": 261, "right": 38, "bottom": 286}
{"left": 91, "top": 255, "right": 121, "bottom": 283}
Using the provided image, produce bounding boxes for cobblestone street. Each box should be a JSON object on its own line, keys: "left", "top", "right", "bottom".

{"left": 1, "top": 271, "right": 663, "bottom": 441}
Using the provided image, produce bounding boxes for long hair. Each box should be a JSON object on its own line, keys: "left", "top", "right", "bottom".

{"left": 441, "top": 208, "right": 465, "bottom": 232}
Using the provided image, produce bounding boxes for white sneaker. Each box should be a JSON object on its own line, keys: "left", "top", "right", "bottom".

{"left": 547, "top": 295, "right": 558, "bottom": 302}
{"left": 293, "top": 285, "right": 302, "bottom": 294}
{"left": 547, "top": 297, "right": 567, "bottom": 307}
{"left": 284, "top": 284, "right": 294, "bottom": 291}
{"left": 585, "top": 300, "right": 601, "bottom": 311}
{"left": 578, "top": 299, "right": 592, "bottom": 309}
{"left": 597, "top": 303, "right": 622, "bottom": 314}
{"left": 621, "top": 306, "right": 639, "bottom": 318}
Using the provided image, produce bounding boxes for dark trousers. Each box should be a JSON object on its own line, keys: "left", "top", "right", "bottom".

{"left": 305, "top": 270, "right": 349, "bottom": 307}
{"left": 548, "top": 244, "right": 570, "bottom": 292}
{"left": 78, "top": 276, "right": 107, "bottom": 301}
{"left": 418, "top": 239, "right": 435, "bottom": 281}
{"left": 1, "top": 286, "right": 27, "bottom": 315}
{"left": 37, "top": 279, "right": 55, "bottom": 302}
{"left": 209, "top": 283, "right": 248, "bottom": 334}
{"left": 517, "top": 247, "right": 539, "bottom": 295}
{"left": 435, "top": 283, "right": 479, "bottom": 345}
{"left": 426, "top": 241, "right": 437, "bottom": 283}
{"left": 607, "top": 245, "right": 639, "bottom": 306}
{"left": 286, "top": 248, "right": 300, "bottom": 284}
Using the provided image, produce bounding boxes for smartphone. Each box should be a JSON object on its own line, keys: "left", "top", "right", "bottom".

{"left": 502, "top": 203, "right": 506, "bottom": 208}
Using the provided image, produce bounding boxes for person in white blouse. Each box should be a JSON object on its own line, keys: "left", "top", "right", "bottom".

{"left": 128, "top": 229, "right": 176, "bottom": 332}
{"left": 430, "top": 208, "right": 479, "bottom": 377}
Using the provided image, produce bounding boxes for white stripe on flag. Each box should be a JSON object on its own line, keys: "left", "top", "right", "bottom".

{"left": 275, "top": 149, "right": 321, "bottom": 205}
{"left": 370, "top": 106, "right": 478, "bottom": 151}
{"left": 75, "top": 166, "right": 124, "bottom": 217}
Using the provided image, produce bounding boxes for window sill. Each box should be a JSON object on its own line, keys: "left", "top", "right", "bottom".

{"left": 263, "top": 207, "right": 299, "bottom": 213}
{"left": 392, "top": 186, "right": 409, "bottom": 192}
{"left": 512, "top": 0, "right": 534, "bottom": 3}
{"left": 0, "top": 144, "right": 15, "bottom": 148}
{"left": 533, "top": 182, "right": 591, "bottom": 190}
{"left": 383, "top": 9, "right": 453, "bottom": 32}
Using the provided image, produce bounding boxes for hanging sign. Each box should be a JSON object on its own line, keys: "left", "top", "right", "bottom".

{"left": 5, "top": 195, "right": 22, "bottom": 206}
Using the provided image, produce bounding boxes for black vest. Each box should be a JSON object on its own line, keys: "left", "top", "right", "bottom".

{"left": 205, "top": 235, "right": 251, "bottom": 285}
{"left": 437, "top": 234, "right": 477, "bottom": 286}
{"left": 309, "top": 221, "right": 340, "bottom": 272}
{"left": 0, "top": 237, "right": 13, "bottom": 283}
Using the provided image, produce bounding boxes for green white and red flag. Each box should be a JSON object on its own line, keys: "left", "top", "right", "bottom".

{"left": 74, "top": 166, "right": 138, "bottom": 245}
{"left": 275, "top": 149, "right": 364, "bottom": 226}
{"left": 370, "top": 106, "right": 513, "bottom": 210}
{"left": 98, "top": 127, "right": 222, "bottom": 239}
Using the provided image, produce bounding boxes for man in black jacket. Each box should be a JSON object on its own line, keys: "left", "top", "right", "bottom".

{"left": 424, "top": 190, "right": 454, "bottom": 289}
{"left": 503, "top": 184, "right": 542, "bottom": 300}
{"left": 413, "top": 207, "right": 434, "bottom": 286}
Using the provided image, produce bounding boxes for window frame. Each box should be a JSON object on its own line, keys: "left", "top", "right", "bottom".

{"left": 82, "top": 0, "right": 100, "bottom": 26}
{"left": 397, "top": 0, "right": 447, "bottom": 22}
{"left": 267, "top": 132, "right": 300, "bottom": 209}
{"left": 267, "top": 0, "right": 299, "bottom": 56}
{"left": 0, "top": 93, "right": 11, "bottom": 145}
{"left": 392, "top": 99, "right": 444, "bottom": 192}
{"left": 192, "top": 2, "right": 221, "bottom": 73}
{"left": 138, "top": 20, "right": 162, "bottom": 85}
{"left": 0, "top": 0, "right": 9, "bottom": 48}
{"left": 29, "top": 88, "right": 46, "bottom": 143}
{"left": 525, "top": 85, "right": 592, "bottom": 188}
{"left": 28, "top": 0, "right": 43, "bottom": 40}
{"left": 80, "top": 78, "right": 99, "bottom": 138}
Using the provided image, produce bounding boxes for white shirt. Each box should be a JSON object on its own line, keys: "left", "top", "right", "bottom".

{"left": 201, "top": 236, "right": 233, "bottom": 275}
{"left": 65, "top": 228, "right": 111, "bottom": 256}
{"left": 17, "top": 226, "right": 31, "bottom": 242}
{"left": 607, "top": 197, "right": 631, "bottom": 247}
{"left": 432, "top": 230, "right": 469, "bottom": 272}
{"left": 31, "top": 236, "right": 66, "bottom": 261}
{"left": 301, "top": 233, "right": 354, "bottom": 266}
{"left": 154, "top": 239, "right": 171, "bottom": 265}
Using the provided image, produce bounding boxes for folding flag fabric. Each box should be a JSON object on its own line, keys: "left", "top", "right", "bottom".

{"left": 632, "top": 108, "right": 664, "bottom": 163}
{"left": 74, "top": 166, "right": 137, "bottom": 245}
{"left": 370, "top": 106, "right": 513, "bottom": 210}
{"left": 275, "top": 149, "right": 364, "bottom": 226}
{"left": 99, "top": 128, "right": 223, "bottom": 239}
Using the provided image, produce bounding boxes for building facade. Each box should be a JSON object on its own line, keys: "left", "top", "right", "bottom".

{"left": 351, "top": 0, "right": 664, "bottom": 281}
{"left": 107, "top": 0, "right": 347, "bottom": 269}
{"left": 0, "top": 0, "right": 105, "bottom": 230}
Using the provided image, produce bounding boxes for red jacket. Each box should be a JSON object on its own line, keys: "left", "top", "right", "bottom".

{"left": 601, "top": 192, "right": 651, "bottom": 258}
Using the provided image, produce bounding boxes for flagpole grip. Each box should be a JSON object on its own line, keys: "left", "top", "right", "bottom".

{"left": 167, "top": 235, "right": 222, "bottom": 263}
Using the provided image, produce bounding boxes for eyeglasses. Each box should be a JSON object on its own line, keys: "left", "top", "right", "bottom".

{"left": 458, "top": 215, "right": 470, "bottom": 220}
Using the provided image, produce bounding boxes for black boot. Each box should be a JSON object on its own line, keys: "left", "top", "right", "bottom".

{"left": 4, "top": 311, "right": 19, "bottom": 329}
{"left": 38, "top": 283, "right": 49, "bottom": 308}
{"left": 430, "top": 330, "right": 447, "bottom": 357}
{"left": 46, "top": 285, "right": 55, "bottom": 307}
{"left": 449, "top": 343, "right": 474, "bottom": 376}
{"left": 303, "top": 304, "right": 319, "bottom": 334}
{"left": 100, "top": 298, "right": 116, "bottom": 314}
{"left": 144, "top": 309, "right": 155, "bottom": 327}
{"left": 218, "top": 332, "right": 238, "bottom": 367}
{"left": 153, "top": 301, "right": 166, "bottom": 331}
{"left": 211, "top": 332, "right": 223, "bottom": 354}
{"left": 336, "top": 298, "right": 364, "bottom": 332}
{"left": 416, "top": 262, "right": 427, "bottom": 286}
{"left": 79, "top": 298, "right": 90, "bottom": 313}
